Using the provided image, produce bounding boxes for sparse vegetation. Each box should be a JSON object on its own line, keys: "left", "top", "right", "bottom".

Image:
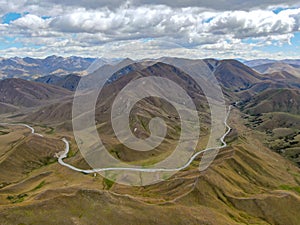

{"left": 67, "top": 145, "right": 77, "bottom": 158}
{"left": 103, "top": 178, "right": 115, "bottom": 189}
{"left": 279, "top": 185, "right": 300, "bottom": 194}
{"left": 45, "top": 127, "right": 55, "bottom": 134}
{"left": 7, "top": 193, "right": 28, "bottom": 204}
{"left": 244, "top": 112, "right": 300, "bottom": 166}
{"left": 31, "top": 180, "right": 46, "bottom": 192}
{"left": 41, "top": 156, "right": 57, "bottom": 166}
{"left": 0, "top": 131, "right": 9, "bottom": 135}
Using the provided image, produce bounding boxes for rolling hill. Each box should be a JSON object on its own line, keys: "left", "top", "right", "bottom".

{"left": 0, "top": 78, "right": 72, "bottom": 108}
{"left": 0, "top": 109, "right": 299, "bottom": 225}
{"left": 244, "top": 59, "right": 300, "bottom": 68}
{"left": 253, "top": 62, "right": 300, "bottom": 76}
{"left": 213, "top": 59, "right": 263, "bottom": 91}
{"left": 1, "top": 57, "right": 300, "bottom": 224}
{"left": 241, "top": 88, "right": 300, "bottom": 115}
{"left": 25, "top": 61, "right": 211, "bottom": 166}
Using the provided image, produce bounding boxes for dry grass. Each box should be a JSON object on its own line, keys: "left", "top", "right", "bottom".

{"left": 0, "top": 110, "right": 299, "bottom": 225}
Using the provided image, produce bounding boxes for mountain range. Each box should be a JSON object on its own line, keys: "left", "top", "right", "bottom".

{"left": 0, "top": 57, "right": 300, "bottom": 224}
{"left": 0, "top": 55, "right": 95, "bottom": 80}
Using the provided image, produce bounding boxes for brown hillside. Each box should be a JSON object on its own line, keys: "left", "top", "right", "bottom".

{"left": 214, "top": 59, "right": 262, "bottom": 91}
{"left": 0, "top": 78, "right": 72, "bottom": 108}
{"left": 242, "top": 88, "right": 300, "bottom": 115}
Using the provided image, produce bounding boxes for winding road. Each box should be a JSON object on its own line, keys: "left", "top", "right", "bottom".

{"left": 0, "top": 106, "right": 232, "bottom": 173}
{"left": 0, "top": 123, "right": 44, "bottom": 137}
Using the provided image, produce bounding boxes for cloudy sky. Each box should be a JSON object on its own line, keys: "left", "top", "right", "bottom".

{"left": 1, "top": 0, "right": 300, "bottom": 59}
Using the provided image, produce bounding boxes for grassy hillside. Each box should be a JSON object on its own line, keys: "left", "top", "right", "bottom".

{"left": 0, "top": 109, "right": 299, "bottom": 225}
{"left": 243, "top": 112, "right": 300, "bottom": 166}
{"left": 241, "top": 88, "right": 300, "bottom": 115}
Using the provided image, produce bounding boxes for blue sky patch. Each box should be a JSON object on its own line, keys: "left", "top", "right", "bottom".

{"left": 272, "top": 7, "right": 297, "bottom": 14}
{"left": 2, "top": 12, "right": 22, "bottom": 24}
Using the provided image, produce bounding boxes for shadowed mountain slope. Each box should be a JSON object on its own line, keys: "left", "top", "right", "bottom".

{"left": 213, "top": 59, "right": 263, "bottom": 91}
{"left": 36, "top": 74, "right": 81, "bottom": 91}
{"left": 0, "top": 78, "right": 72, "bottom": 108}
